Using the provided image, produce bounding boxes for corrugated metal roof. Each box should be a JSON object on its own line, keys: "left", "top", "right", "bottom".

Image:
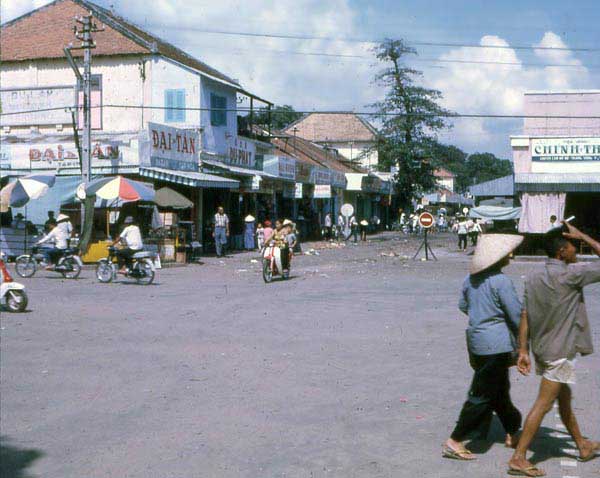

{"left": 469, "top": 175, "right": 515, "bottom": 197}
{"left": 139, "top": 167, "right": 239, "bottom": 190}
{"left": 515, "top": 173, "right": 600, "bottom": 192}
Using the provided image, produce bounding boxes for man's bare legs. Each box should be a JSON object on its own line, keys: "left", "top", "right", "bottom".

{"left": 559, "top": 385, "right": 600, "bottom": 460}
{"left": 508, "top": 378, "right": 562, "bottom": 476}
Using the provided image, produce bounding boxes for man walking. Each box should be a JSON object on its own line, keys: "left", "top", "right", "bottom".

{"left": 213, "top": 206, "right": 229, "bottom": 258}
{"left": 508, "top": 222, "right": 600, "bottom": 477}
{"left": 443, "top": 234, "right": 524, "bottom": 461}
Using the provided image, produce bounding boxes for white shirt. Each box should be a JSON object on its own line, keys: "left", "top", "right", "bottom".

{"left": 38, "top": 226, "right": 70, "bottom": 249}
{"left": 120, "top": 225, "right": 143, "bottom": 250}
{"left": 325, "top": 215, "right": 332, "bottom": 227}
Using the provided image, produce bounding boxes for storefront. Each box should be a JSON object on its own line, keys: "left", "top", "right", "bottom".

{"left": 513, "top": 91, "right": 600, "bottom": 252}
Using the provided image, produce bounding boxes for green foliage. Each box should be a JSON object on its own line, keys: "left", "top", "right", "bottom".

{"left": 370, "top": 39, "right": 453, "bottom": 207}
{"left": 254, "top": 104, "right": 303, "bottom": 131}
{"left": 464, "top": 152, "right": 513, "bottom": 185}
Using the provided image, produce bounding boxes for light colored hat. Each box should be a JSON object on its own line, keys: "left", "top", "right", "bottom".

{"left": 470, "top": 234, "right": 524, "bottom": 275}
{"left": 124, "top": 216, "right": 134, "bottom": 224}
{"left": 57, "top": 213, "right": 69, "bottom": 222}
{"left": 283, "top": 219, "right": 293, "bottom": 226}
{"left": 245, "top": 215, "right": 256, "bottom": 223}
{"left": 360, "top": 220, "right": 369, "bottom": 226}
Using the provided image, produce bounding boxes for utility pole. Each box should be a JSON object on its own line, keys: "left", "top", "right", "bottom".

{"left": 64, "top": 13, "right": 103, "bottom": 251}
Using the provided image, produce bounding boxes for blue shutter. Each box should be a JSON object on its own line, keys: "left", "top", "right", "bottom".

{"left": 164, "top": 90, "right": 173, "bottom": 122}
{"left": 176, "top": 90, "right": 186, "bottom": 122}
{"left": 210, "top": 93, "right": 217, "bottom": 126}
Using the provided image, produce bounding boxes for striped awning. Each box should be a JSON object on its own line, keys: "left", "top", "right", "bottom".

{"left": 515, "top": 173, "right": 600, "bottom": 192}
{"left": 139, "top": 167, "right": 239, "bottom": 190}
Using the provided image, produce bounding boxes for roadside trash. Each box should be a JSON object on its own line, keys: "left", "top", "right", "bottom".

{"left": 250, "top": 259, "right": 258, "bottom": 264}
{"left": 236, "top": 269, "right": 248, "bottom": 273}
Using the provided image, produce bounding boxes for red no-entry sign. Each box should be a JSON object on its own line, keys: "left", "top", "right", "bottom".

{"left": 418, "top": 212, "right": 434, "bottom": 229}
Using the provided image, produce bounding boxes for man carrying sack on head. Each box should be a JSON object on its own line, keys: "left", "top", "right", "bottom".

{"left": 443, "top": 234, "right": 524, "bottom": 461}
{"left": 508, "top": 222, "right": 600, "bottom": 477}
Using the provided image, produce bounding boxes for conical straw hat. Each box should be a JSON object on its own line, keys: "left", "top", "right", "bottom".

{"left": 470, "top": 234, "right": 524, "bottom": 275}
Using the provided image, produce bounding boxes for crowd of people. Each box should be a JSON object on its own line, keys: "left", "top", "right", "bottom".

{"left": 443, "top": 220, "right": 600, "bottom": 477}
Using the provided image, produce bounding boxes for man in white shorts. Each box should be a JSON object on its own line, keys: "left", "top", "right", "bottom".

{"left": 508, "top": 222, "right": 600, "bottom": 477}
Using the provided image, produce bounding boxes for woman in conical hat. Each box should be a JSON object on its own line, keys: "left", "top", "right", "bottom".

{"left": 443, "top": 234, "right": 524, "bottom": 461}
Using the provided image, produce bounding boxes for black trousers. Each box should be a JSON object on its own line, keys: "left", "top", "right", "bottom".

{"left": 451, "top": 352, "right": 521, "bottom": 441}
{"left": 458, "top": 233, "right": 468, "bottom": 250}
{"left": 116, "top": 247, "right": 137, "bottom": 269}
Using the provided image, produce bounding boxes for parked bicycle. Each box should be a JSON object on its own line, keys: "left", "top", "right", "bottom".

{"left": 96, "top": 246, "right": 156, "bottom": 285}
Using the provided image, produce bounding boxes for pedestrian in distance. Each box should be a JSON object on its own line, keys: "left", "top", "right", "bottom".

{"left": 349, "top": 215, "right": 358, "bottom": 243}
{"left": 213, "top": 206, "right": 229, "bottom": 258}
{"left": 324, "top": 212, "right": 332, "bottom": 241}
{"left": 444, "top": 234, "right": 524, "bottom": 462}
{"left": 453, "top": 216, "right": 469, "bottom": 251}
{"left": 508, "top": 222, "right": 600, "bottom": 477}
{"left": 469, "top": 218, "right": 482, "bottom": 246}
{"left": 244, "top": 214, "right": 256, "bottom": 250}
{"left": 359, "top": 219, "right": 368, "bottom": 241}
{"left": 256, "top": 223, "right": 265, "bottom": 250}
{"left": 44, "top": 210, "right": 57, "bottom": 233}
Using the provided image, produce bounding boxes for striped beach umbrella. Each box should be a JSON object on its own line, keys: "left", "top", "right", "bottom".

{"left": 85, "top": 176, "right": 155, "bottom": 202}
{"left": 0, "top": 174, "right": 56, "bottom": 213}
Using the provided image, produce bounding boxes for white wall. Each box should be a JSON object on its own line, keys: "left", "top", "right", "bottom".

{"left": 1, "top": 57, "right": 144, "bottom": 134}
{"left": 199, "top": 76, "right": 238, "bottom": 157}
{"left": 326, "top": 141, "right": 378, "bottom": 170}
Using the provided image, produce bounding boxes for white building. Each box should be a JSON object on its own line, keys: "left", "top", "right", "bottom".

{"left": 283, "top": 113, "right": 379, "bottom": 171}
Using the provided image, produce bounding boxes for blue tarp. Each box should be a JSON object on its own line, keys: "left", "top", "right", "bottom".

{"left": 469, "top": 205, "right": 521, "bottom": 221}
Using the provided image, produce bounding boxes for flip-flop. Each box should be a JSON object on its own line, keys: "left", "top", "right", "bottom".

{"left": 507, "top": 466, "right": 545, "bottom": 477}
{"left": 578, "top": 442, "right": 600, "bottom": 462}
{"left": 442, "top": 445, "right": 476, "bottom": 461}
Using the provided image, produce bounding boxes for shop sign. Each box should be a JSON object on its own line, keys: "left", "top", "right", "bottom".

{"left": 532, "top": 137, "right": 600, "bottom": 162}
{"left": 294, "top": 183, "right": 303, "bottom": 199}
{"left": 251, "top": 175, "right": 262, "bottom": 191}
{"left": 295, "top": 162, "right": 313, "bottom": 183}
{"left": 227, "top": 137, "right": 257, "bottom": 169}
{"left": 1, "top": 140, "right": 132, "bottom": 172}
{"left": 331, "top": 170, "right": 347, "bottom": 188}
{"left": 1, "top": 85, "right": 74, "bottom": 126}
{"left": 263, "top": 154, "right": 296, "bottom": 179}
{"left": 312, "top": 167, "right": 331, "bottom": 185}
{"left": 314, "top": 184, "right": 332, "bottom": 198}
{"left": 139, "top": 122, "right": 199, "bottom": 171}
{"left": 362, "top": 175, "right": 382, "bottom": 193}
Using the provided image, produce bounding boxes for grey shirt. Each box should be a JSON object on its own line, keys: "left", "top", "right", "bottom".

{"left": 524, "top": 259, "right": 600, "bottom": 363}
{"left": 459, "top": 270, "right": 522, "bottom": 356}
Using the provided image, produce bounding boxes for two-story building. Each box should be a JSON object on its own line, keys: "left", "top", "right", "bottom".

{"left": 513, "top": 90, "right": 600, "bottom": 244}
{"left": 283, "top": 113, "right": 379, "bottom": 171}
{"left": 0, "top": 0, "right": 272, "bottom": 252}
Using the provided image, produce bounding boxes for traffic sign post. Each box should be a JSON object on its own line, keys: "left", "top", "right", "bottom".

{"left": 412, "top": 212, "right": 437, "bottom": 261}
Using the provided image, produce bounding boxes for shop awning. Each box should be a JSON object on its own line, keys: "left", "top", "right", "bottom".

{"left": 345, "top": 173, "right": 366, "bottom": 191}
{"left": 202, "top": 159, "right": 281, "bottom": 180}
{"left": 139, "top": 167, "right": 239, "bottom": 190}
{"left": 515, "top": 173, "right": 600, "bottom": 192}
{"left": 469, "top": 205, "right": 521, "bottom": 221}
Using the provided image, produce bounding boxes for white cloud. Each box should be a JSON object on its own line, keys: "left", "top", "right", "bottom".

{"left": 428, "top": 32, "right": 593, "bottom": 155}
{"left": 1, "top": 0, "right": 52, "bottom": 23}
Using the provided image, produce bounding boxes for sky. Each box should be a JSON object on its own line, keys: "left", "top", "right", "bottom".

{"left": 2, "top": 0, "right": 599, "bottom": 158}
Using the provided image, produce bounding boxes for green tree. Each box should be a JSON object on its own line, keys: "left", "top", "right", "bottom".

{"left": 371, "top": 39, "right": 453, "bottom": 207}
{"left": 254, "top": 104, "right": 303, "bottom": 130}
{"left": 464, "top": 152, "right": 513, "bottom": 187}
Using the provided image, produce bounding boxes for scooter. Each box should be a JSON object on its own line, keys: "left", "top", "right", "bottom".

{"left": 262, "top": 242, "right": 290, "bottom": 283}
{"left": 0, "top": 253, "right": 28, "bottom": 312}
{"left": 15, "top": 245, "right": 82, "bottom": 279}
{"left": 96, "top": 246, "right": 156, "bottom": 285}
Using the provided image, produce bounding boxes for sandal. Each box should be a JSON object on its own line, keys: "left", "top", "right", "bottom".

{"left": 442, "top": 445, "right": 476, "bottom": 461}
{"left": 578, "top": 441, "right": 600, "bottom": 462}
{"left": 507, "top": 465, "right": 545, "bottom": 477}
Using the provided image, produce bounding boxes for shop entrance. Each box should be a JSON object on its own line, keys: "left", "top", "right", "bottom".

{"left": 565, "top": 192, "right": 600, "bottom": 239}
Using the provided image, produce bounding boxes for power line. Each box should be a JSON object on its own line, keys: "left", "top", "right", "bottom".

{"left": 148, "top": 26, "right": 600, "bottom": 53}
{"left": 3, "top": 104, "right": 600, "bottom": 120}
{"left": 214, "top": 45, "right": 598, "bottom": 70}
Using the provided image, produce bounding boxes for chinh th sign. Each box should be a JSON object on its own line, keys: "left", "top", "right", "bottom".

{"left": 140, "top": 122, "right": 199, "bottom": 171}
{"left": 532, "top": 137, "right": 600, "bottom": 162}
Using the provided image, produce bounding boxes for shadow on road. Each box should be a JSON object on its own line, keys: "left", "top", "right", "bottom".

{"left": 0, "top": 436, "right": 43, "bottom": 478}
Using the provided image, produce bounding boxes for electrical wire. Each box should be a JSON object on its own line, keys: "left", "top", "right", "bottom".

{"left": 2, "top": 104, "right": 600, "bottom": 120}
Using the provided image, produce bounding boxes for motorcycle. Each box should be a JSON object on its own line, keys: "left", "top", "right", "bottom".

{"left": 0, "top": 253, "right": 28, "bottom": 312}
{"left": 96, "top": 246, "right": 156, "bottom": 285}
{"left": 262, "top": 242, "right": 290, "bottom": 283}
{"left": 15, "top": 245, "right": 82, "bottom": 279}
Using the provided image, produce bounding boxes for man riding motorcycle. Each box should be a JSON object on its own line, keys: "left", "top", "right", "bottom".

{"left": 36, "top": 213, "right": 73, "bottom": 270}
{"left": 112, "top": 216, "right": 144, "bottom": 274}
{"left": 264, "top": 219, "right": 290, "bottom": 274}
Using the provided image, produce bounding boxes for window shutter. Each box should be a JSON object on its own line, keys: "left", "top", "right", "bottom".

{"left": 176, "top": 90, "right": 186, "bottom": 122}
{"left": 165, "top": 90, "right": 173, "bottom": 122}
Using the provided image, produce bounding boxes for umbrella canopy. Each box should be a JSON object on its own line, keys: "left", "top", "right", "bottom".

{"left": 154, "top": 187, "right": 193, "bottom": 209}
{"left": 85, "top": 176, "right": 155, "bottom": 202}
{"left": 0, "top": 173, "right": 56, "bottom": 212}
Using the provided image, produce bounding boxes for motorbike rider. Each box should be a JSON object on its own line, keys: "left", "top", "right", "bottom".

{"left": 36, "top": 213, "right": 72, "bottom": 270}
{"left": 112, "top": 216, "right": 144, "bottom": 274}
{"left": 264, "top": 219, "right": 290, "bottom": 273}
